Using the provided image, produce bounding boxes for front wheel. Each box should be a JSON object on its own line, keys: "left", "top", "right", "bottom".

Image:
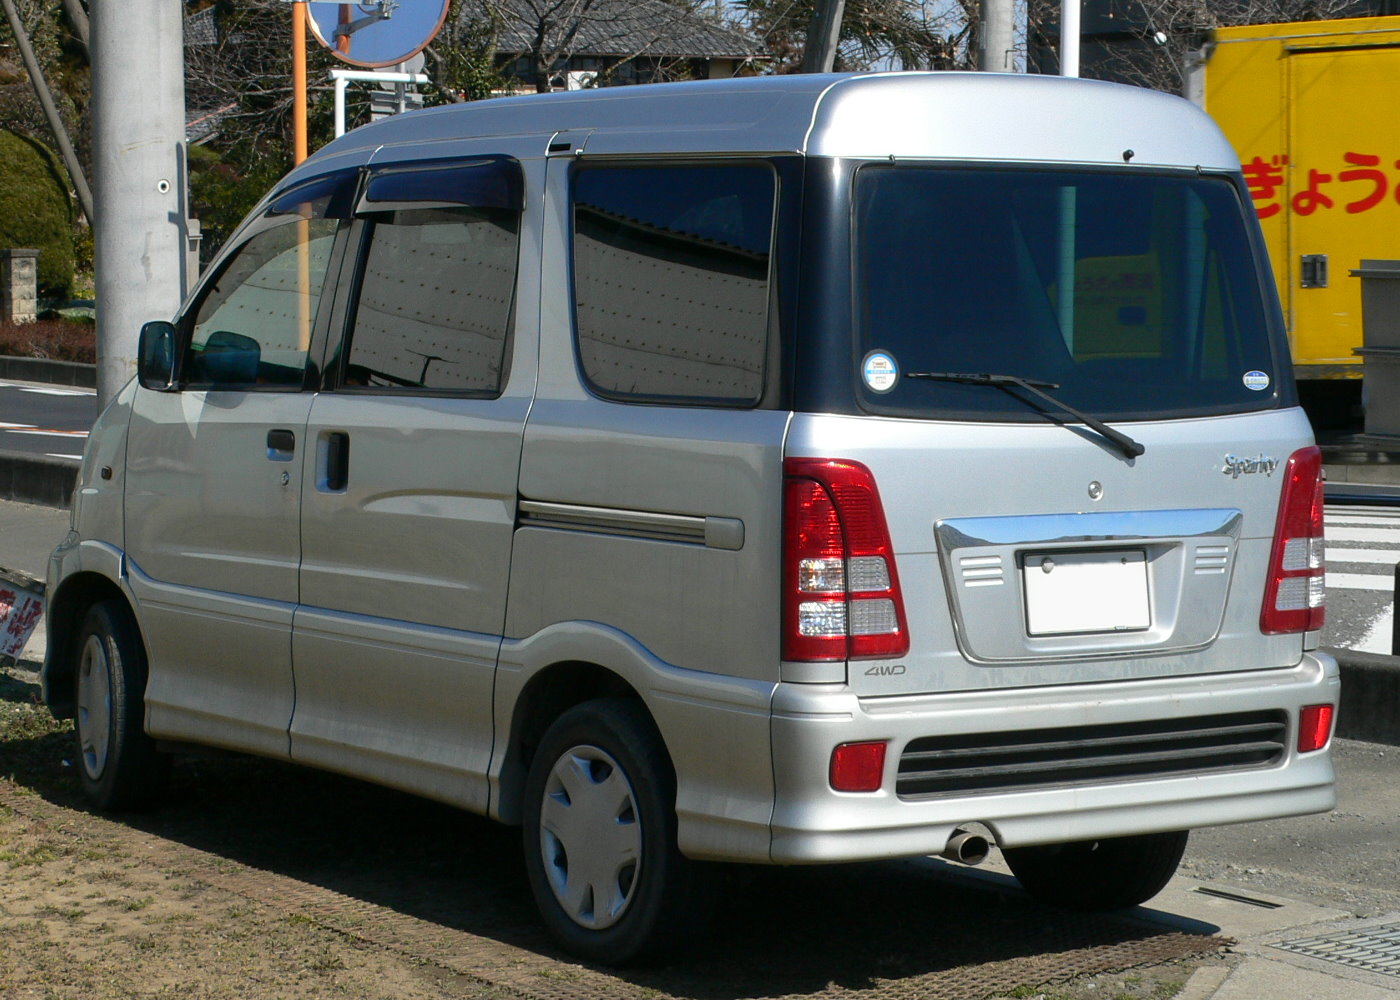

{"left": 521, "top": 697, "right": 712, "bottom": 965}
{"left": 74, "top": 600, "right": 169, "bottom": 810}
{"left": 1003, "top": 830, "right": 1188, "bottom": 911}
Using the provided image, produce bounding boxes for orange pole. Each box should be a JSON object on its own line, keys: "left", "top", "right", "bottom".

{"left": 292, "top": 1, "right": 308, "bottom": 165}
{"left": 293, "top": 3, "right": 311, "bottom": 347}
{"left": 337, "top": 5, "right": 353, "bottom": 56}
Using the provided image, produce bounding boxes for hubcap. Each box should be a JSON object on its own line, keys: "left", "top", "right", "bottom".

{"left": 538, "top": 744, "right": 641, "bottom": 930}
{"left": 76, "top": 634, "right": 112, "bottom": 781}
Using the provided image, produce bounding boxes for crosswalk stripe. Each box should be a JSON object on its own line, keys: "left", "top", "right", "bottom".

{"left": 1326, "top": 571, "right": 1394, "bottom": 592}
{"left": 1325, "top": 527, "right": 1400, "bottom": 544}
{"left": 1327, "top": 549, "right": 1400, "bottom": 565}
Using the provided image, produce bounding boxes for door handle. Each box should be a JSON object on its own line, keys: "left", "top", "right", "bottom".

{"left": 324, "top": 431, "right": 350, "bottom": 491}
{"left": 266, "top": 428, "right": 296, "bottom": 460}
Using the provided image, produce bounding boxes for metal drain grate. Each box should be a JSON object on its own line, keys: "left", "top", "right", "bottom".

{"left": 1276, "top": 922, "right": 1400, "bottom": 978}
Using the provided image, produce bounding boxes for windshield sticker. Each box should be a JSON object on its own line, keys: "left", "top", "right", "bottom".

{"left": 863, "top": 351, "right": 899, "bottom": 393}
{"left": 1242, "top": 370, "right": 1271, "bottom": 391}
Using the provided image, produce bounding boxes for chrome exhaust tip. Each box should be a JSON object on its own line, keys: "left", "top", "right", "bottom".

{"left": 942, "top": 827, "right": 991, "bottom": 866}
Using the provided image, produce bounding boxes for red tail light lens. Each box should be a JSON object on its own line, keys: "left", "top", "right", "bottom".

{"left": 1260, "top": 446, "right": 1325, "bottom": 634}
{"left": 830, "top": 741, "right": 887, "bottom": 792}
{"left": 783, "top": 458, "right": 909, "bottom": 661}
{"left": 1298, "top": 704, "right": 1334, "bottom": 753}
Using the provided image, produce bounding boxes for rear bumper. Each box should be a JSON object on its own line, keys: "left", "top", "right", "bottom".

{"left": 767, "top": 651, "right": 1338, "bottom": 863}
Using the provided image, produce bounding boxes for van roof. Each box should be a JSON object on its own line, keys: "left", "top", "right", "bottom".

{"left": 291, "top": 72, "right": 1240, "bottom": 186}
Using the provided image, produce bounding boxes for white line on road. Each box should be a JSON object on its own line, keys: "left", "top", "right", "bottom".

{"left": 1358, "top": 605, "right": 1395, "bottom": 654}
{"left": 1324, "top": 527, "right": 1400, "bottom": 544}
{"left": 18, "top": 386, "right": 93, "bottom": 397}
{"left": 1326, "top": 571, "right": 1395, "bottom": 592}
{"left": 1327, "top": 515, "right": 1400, "bottom": 527}
{"left": 1327, "top": 548, "right": 1400, "bottom": 565}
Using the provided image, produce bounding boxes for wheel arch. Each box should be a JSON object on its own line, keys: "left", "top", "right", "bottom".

{"left": 495, "top": 659, "right": 660, "bottom": 825}
{"left": 43, "top": 571, "right": 132, "bottom": 719}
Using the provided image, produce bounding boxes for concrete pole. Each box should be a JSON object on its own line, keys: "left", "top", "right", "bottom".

{"left": 91, "top": 0, "right": 188, "bottom": 405}
{"left": 800, "top": 0, "right": 846, "bottom": 73}
{"left": 978, "top": 0, "right": 1015, "bottom": 71}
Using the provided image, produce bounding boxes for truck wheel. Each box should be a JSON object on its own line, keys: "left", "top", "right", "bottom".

{"left": 521, "top": 697, "right": 711, "bottom": 964}
{"left": 74, "top": 600, "right": 169, "bottom": 811}
{"left": 1003, "top": 830, "right": 1188, "bottom": 910}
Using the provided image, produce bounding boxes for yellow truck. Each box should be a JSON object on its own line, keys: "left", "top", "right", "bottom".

{"left": 1200, "top": 15, "right": 1400, "bottom": 421}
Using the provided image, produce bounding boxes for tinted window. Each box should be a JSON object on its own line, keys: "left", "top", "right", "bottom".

{"left": 343, "top": 206, "right": 519, "bottom": 393}
{"left": 187, "top": 216, "right": 339, "bottom": 389}
{"left": 853, "top": 167, "right": 1281, "bottom": 421}
{"left": 572, "top": 164, "right": 775, "bottom": 405}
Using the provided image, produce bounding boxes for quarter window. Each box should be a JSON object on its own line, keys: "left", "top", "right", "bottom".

{"left": 572, "top": 164, "right": 776, "bottom": 405}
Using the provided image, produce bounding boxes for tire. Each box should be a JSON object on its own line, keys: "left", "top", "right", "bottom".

{"left": 1003, "top": 830, "right": 1188, "bottom": 911}
{"left": 521, "top": 697, "right": 713, "bottom": 965}
{"left": 73, "top": 600, "right": 170, "bottom": 811}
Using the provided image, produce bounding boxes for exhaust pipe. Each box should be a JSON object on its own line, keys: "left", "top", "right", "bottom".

{"left": 942, "top": 827, "right": 991, "bottom": 866}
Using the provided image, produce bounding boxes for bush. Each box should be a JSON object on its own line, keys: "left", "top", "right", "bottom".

{"left": 0, "top": 131, "right": 76, "bottom": 299}
{"left": 0, "top": 318, "right": 95, "bottom": 363}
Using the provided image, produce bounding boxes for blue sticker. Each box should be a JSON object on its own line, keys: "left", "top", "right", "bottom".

{"left": 863, "top": 351, "right": 898, "bottom": 393}
{"left": 1243, "top": 370, "right": 1271, "bottom": 391}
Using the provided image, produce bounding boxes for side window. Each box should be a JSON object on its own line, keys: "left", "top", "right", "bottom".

{"left": 344, "top": 207, "right": 518, "bottom": 393}
{"left": 339, "top": 158, "right": 523, "bottom": 394}
{"left": 186, "top": 205, "right": 341, "bottom": 390}
{"left": 572, "top": 163, "right": 776, "bottom": 406}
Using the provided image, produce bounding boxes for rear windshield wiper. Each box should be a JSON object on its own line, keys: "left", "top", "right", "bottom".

{"left": 905, "top": 371, "right": 1146, "bottom": 460}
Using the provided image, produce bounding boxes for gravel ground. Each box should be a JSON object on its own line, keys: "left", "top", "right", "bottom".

{"left": 1, "top": 658, "right": 1224, "bottom": 1000}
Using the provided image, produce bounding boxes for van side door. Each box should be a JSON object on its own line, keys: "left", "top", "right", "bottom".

{"left": 127, "top": 173, "right": 355, "bottom": 756}
{"left": 289, "top": 149, "right": 541, "bottom": 811}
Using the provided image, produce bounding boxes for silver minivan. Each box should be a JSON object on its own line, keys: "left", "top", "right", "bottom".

{"left": 45, "top": 71, "right": 1337, "bottom": 963}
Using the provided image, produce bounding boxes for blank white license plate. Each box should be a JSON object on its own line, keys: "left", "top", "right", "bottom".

{"left": 1022, "top": 549, "right": 1150, "bottom": 636}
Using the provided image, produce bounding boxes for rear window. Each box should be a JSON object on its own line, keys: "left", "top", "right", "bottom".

{"left": 852, "top": 166, "right": 1283, "bottom": 421}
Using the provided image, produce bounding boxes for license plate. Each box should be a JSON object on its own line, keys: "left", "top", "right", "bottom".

{"left": 1022, "top": 549, "right": 1150, "bottom": 636}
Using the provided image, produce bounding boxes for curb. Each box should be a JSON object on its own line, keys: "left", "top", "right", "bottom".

{"left": 0, "top": 450, "right": 77, "bottom": 509}
{"left": 0, "top": 356, "right": 96, "bottom": 389}
{"left": 1326, "top": 646, "right": 1400, "bottom": 747}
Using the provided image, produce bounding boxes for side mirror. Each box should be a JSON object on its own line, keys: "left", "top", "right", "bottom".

{"left": 137, "top": 321, "right": 180, "bottom": 391}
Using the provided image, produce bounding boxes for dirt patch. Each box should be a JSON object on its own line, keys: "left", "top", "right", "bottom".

{"left": 1, "top": 661, "right": 1230, "bottom": 999}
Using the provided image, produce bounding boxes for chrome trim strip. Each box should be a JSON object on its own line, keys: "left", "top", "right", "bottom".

{"left": 518, "top": 500, "right": 744, "bottom": 550}
{"left": 936, "top": 508, "right": 1243, "bottom": 550}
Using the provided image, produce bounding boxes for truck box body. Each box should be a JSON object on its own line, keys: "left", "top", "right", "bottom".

{"left": 1201, "top": 15, "right": 1400, "bottom": 380}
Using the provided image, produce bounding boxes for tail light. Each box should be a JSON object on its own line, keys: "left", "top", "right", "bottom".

{"left": 1261, "top": 446, "right": 1325, "bottom": 634}
{"left": 783, "top": 458, "right": 909, "bottom": 661}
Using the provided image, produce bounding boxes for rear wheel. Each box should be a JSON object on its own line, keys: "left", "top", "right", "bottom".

{"left": 1003, "top": 830, "right": 1188, "bottom": 910}
{"left": 74, "top": 600, "right": 169, "bottom": 810}
{"left": 521, "top": 697, "right": 712, "bottom": 964}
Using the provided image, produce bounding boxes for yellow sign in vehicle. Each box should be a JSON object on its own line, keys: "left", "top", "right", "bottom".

{"left": 1202, "top": 15, "right": 1400, "bottom": 379}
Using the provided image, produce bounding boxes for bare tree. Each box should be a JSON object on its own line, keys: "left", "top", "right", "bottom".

{"left": 1032, "top": 0, "right": 1360, "bottom": 93}
{"left": 737, "top": 0, "right": 968, "bottom": 74}
{"left": 466, "top": 0, "right": 727, "bottom": 93}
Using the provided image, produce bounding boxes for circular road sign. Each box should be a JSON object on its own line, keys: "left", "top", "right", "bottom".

{"left": 305, "top": 1, "right": 449, "bottom": 69}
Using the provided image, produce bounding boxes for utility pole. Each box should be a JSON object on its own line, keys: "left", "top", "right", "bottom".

{"left": 801, "top": 0, "right": 845, "bottom": 73}
{"left": 978, "top": 0, "right": 1015, "bottom": 71}
{"left": 91, "top": 0, "right": 188, "bottom": 404}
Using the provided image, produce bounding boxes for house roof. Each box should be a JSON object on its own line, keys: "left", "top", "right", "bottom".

{"left": 463, "top": 0, "right": 764, "bottom": 60}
